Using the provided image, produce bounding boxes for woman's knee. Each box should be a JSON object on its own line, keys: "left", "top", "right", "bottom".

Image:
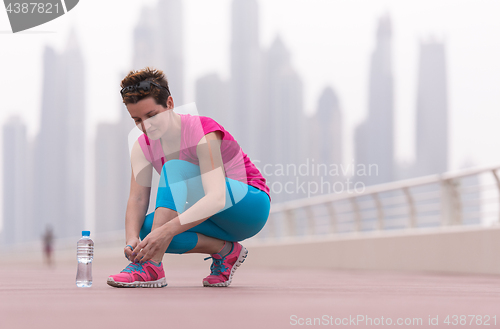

{"left": 165, "top": 232, "right": 198, "bottom": 254}
{"left": 139, "top": 212, "right": 155, "bottom": 240}
{"left": 159, "top": 159, "right": 202, "bottom": 191}
{"left": 232, "top": 220, "right": 268, "bottom": 241}
{"left": 161, "top": 159, "right": 198, "bottom": 176}
{"left": 162, "top": 159, "right": 185, "bottom": 170}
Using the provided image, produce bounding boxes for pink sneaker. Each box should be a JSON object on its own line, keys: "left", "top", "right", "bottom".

{"left": 203, "top": 242, "right": 248, "bottom": 287}
{"left": 107, "top": 260, "right": 167, "bottom": 288}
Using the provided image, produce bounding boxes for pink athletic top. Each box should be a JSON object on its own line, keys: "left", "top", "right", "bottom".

{"left": 138, "top": 113, "right": 271, "bottom": 202}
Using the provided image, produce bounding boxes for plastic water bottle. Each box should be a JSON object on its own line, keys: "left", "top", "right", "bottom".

{"left": 76, "top": 231, "right": 94, "bottom": 288}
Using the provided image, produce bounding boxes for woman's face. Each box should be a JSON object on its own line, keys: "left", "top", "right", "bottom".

{"left": 127, "top": 96, "right": 173, "bottom": 140}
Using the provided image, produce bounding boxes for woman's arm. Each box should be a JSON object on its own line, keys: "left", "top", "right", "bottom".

{"left": 125, "top": 170, "right": 151, "bottom": 242}
{"left": 124, "top": 141, "right": 152, "bottom": 259}
{"left": 178, "top": 130, "right": 227, "bottom": 225}
{"left": 132, "top": 130, "right": 228, "bottom": 262}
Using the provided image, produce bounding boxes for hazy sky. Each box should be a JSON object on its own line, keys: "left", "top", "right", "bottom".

{"left": 1, "top": 0, "right": 500, "bottom": 170}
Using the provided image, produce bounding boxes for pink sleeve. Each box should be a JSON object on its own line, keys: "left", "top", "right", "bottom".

{"left": 183, "top": 116, "right": 225, "bottom": 161}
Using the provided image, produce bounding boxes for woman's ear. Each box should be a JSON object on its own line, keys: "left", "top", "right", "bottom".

{"left": 167, "top": 96, "right": 174, "bottom": 109}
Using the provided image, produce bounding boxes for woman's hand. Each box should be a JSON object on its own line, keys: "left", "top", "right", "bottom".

{"left": 124, "top": 237, "right": 141, "bottom": 261}
{"left": 132, "top": 225, "right": 173, "bottom": 264}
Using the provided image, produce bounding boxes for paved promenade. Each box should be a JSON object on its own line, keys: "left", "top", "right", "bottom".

{"left": 1, "top": 252, "right": 499, "bottom": 329}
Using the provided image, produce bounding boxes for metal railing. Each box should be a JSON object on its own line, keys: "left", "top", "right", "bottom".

{"left": 255, "top": 164, "right": 500, "bottom": 241}
{"left": 6, "top": 165, "right": 500, "bottom": 252}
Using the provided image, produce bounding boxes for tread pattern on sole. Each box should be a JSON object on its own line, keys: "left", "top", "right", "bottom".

{"left": 106, "top": 277, "right": 168, "bottom": 288}
{"left": 203, "top": 246, "right": 248, "bottom": 287}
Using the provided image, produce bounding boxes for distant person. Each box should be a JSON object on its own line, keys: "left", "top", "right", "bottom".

{"left": 107, "top": 67, "right": 271, "bottom": 288}
{"left": 42, "top": 225, "right": 54, "bottom": 267}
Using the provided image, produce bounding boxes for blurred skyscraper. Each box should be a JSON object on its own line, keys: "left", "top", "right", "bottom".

{"left": 306, "top": 113, "right": 321, "bottom": 172}
{"left": 33, "top": 46, "right": 64, "bottom": 242}
{"left": 261, "top": 36, "right": 305, "bottom": 202}
{"left": 133, "top": 0, "right": 184, "bottom": 105}
{"left": 34, "top": 31, "right": 86, "bottom": 239}
{"left": 415, "top": 39, "right": 448, "bottom": 176}
{"left": 315, "top": 87, "right": 342, "bottom": 181}
{"left": 2, "top": 116, "right": 27, "bottom": 244}
{"left": 195, "top": 73, "right": 230, "bottom": 124}
{"left": 95, "top": 102, "right": 133, "bottom": 233}
{"left": 230, "top": 0, "right": 262, "bottom": 159}
{"left": 25, "top": 137, "right": 36, "bottom": 242}
{"left": 354, "top": 120, "right": 369, "bottom": 180}
{"left": 303, "top": 87, "right": 343, "bottom": 197}
{"left": 355, "top": 14, "right": 394, "bottom": 186}
{"left": 63, "top": 31, "right": 86, "bottom": 238}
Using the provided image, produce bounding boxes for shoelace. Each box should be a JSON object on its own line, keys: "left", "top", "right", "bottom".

{"left": 204, "top": 256, "right": 227, "bottom": 276}
{"left": 121, "top": 262, "right": 146, "bottom": 274}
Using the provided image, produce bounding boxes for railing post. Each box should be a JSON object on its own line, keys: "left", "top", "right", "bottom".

{"left": 491, "top": 169, "right": 500, "bottom": 224}
{"left": 441, "top": 180, "right": 451, "bottom": 226}
{"left": 372, "top": 193, "right": 384, "bottom": 230}
{"left": 441, "top": 179, "right": 462, "bottom": 226}
{"left": 350, "top": 197, "right": 362, "bottom": 232}
{"left": 403, "top": 187, "right": 417, "bottom": 228}
{"left": 452, "top": 179, "right": 463, "bottom": 225}
{"left": 325, "top": 202, "right": 337, "bottom": 234}
{"left": 304, "top": 206, "right": 315, "bottom": 236}
{"left": 284, "top": 208, "right": 296, "bottom": 237}
{"left": 265, "top": 213, "right": 275, "bottom": 239}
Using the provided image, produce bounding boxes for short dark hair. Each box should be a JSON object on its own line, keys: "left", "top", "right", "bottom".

{"left": 120, "top": 67, "right": 171, "bottom": 107}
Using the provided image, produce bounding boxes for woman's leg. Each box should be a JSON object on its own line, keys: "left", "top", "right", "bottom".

{"left": 182, "top": 178, "right": 270, "bottom": 246}
{"left": 141, "top": 209, "right": 225, "bottom": 255}
{"left": 141, "top": 159, "right": 227, "bottom": 256}
{"left": 140, "top": 159, "right": 270, "bottom": 256}
{"left": 167, "top": 181, "right": 269, "bottom": 254}
{"left": 185, "top": 233, "right": 225, "bottom": 254}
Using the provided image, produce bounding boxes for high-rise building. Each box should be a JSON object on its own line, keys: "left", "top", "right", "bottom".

{"left": 95, "top": 105, "right": 133, "bottom": 234}
{"left": 2, "top": 116, "right": 27, "bottom": 245}
{"left": 34, "top": 46, "right": 64, "bottom": 241}
{"left": 230, "top": 0, "right": 261, "bottom": 158}
{"left": 316, "top": 87, "right": 342, "bottom": 168}
{"left": 315, "top": 86, "right": 342, "bottom": 181}
{"left": 354, "top": 121, "right": 369, "bottom": 182}
{"left": 157, "top": 0, "right": 184, "bottom": 105}
{"left": 62, "top": 29, "right": 86, "bottom": 238}
{"left": 195, "top": 73, "right": 230, "bottom": 125}
{"left": 303, "top": 87, "right": 343, "bottom": 197}
{"left": 415, "top": 39, "right": 448, "bottom": 176}
{"left": 355, "top": 15, "right": 394, "bottom": 186}
{"left": 34, "top": 30, "right": 86, "bottom": 239}
{"left": 133, "top": 0, "right": 184, "bottom": 105}
{"left": 261, "top": 36, "right": 304, "bottom": 202}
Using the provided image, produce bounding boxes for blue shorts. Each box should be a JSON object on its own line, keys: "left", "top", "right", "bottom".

{"left": 140, "top": 159, "right": 270, "bottom": 254}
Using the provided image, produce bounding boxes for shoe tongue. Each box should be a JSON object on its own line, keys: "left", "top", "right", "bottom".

{"left": 212, "top": 253, "right": 223, "bottom": 260}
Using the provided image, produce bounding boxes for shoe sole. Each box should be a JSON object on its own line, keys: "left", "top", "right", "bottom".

{"left": 203, "top": 245, "right": 248, "bottom": 287}
{"left": 106, "top": 277, "right": 168, "bottom": 288}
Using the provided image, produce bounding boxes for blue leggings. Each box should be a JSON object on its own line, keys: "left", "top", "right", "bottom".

{"left": 139, "top": 159, "right": 270, "bottom": 254}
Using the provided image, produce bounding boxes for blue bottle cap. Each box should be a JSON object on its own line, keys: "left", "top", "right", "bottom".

{"left": 82, "top": 231, "right": 90, "bottom": 236}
